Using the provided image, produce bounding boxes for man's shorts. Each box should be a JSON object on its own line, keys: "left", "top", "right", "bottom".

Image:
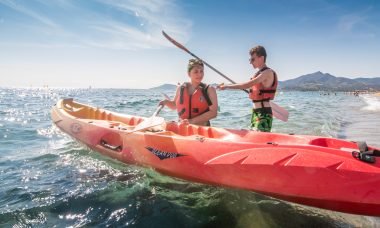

{"left": 250, "top": 107, "right": 273, "bottom": 132}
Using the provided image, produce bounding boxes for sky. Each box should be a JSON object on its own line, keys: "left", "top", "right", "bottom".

{"left": 0, "top": 0, "right": 379, "bottom": 88}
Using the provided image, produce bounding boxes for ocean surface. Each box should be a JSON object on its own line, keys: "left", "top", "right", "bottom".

{"left": 1, "top": 87, "right": 380, "bottom": 227}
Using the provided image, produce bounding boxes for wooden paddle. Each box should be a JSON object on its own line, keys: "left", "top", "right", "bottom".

{"left": 162, "top": 30, "right": 289, "bottom": 122}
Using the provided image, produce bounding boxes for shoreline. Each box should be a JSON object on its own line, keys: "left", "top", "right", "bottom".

{"left": 338, "top": 93, "right": 380, "bottom": 147}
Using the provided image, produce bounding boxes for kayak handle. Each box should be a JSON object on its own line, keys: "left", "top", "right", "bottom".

{"left": 100, "top": 139, "right": 122, "bottom": 152}
{"left": 352, "top": 151, "right": 376, "bottom": 163}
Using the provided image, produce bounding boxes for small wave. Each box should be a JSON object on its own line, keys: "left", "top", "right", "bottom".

{"left": 360, "top": 94, "right": 380, "bottom": 111}
{"left": 37, "top": 125, "right": 64, "bottom": 138}
{"left": 219, "top": 111, "right": 234, "bottom": 117}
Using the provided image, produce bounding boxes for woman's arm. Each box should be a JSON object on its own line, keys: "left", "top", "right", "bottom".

{"left": 159, "top": 87, "right": 180, "bottom": 110}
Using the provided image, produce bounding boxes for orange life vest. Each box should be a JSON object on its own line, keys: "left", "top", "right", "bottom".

{"left": 249, "top": 67, "right": 278, "bottom": 102}
{"left": 176, "top": 83, "right": 212, "bottom": 120}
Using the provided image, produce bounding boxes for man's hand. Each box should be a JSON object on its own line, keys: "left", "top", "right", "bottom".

{"left": 216, "top": 83, "right": 226, "bottom": 90}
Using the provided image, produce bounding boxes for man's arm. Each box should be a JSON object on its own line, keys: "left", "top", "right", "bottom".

{"left": 218, "top": 70, "right": 271, "bottom": 90}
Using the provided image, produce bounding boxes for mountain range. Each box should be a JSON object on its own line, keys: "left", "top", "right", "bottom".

{"left": 279, "top": 71, "right": 380, "bottom": 91}
{"left": 151, "top": 72, "right": 380, "bottom": 91}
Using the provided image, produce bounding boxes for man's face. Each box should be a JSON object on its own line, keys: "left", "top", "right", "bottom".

{"left": 249, "top": 53, "right": 261, "bottom": 69}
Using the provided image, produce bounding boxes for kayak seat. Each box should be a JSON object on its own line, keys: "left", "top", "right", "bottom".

{"left": 193, "top": 125, "right": 214, "bottom": 138}
{"left": 127, "top": 117, "right": 140, "bottom": 126}
{"left": 179, "top": 124, "right": 189, "bottom": 136}
{"left": 197, "top": 126, "right": 214, "bottom": 138}
{"left": 309, "top": 138, "right": 329, "bottom": 147}
{"left": 309, "top": 138, "right": 358, "bottom": 150}
{"left": 165, "top": 123, "right": 190, "bottom": 136}
{"left": 62, "top": 102, "right": 87, "bottom": 118}
{"left": 166, "top": 122, "right": 189, "bottom": 136}
{"left": 165, "top": 122, "right": 214, "bottom": 138}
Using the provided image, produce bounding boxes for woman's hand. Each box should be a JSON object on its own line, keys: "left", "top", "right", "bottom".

{"left": 179, "top": 119, "right": 190, "bottom": 125}
{"left": 159, "top": 99, "right": 169, "bottom": 106}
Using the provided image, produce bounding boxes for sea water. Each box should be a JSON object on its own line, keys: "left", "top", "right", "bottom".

{"left": 0, "top": 87, "right": 379, "bottom": 227}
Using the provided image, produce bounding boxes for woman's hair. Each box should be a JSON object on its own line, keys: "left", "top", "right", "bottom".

{"left": 188, "top": 59, "right": 204, "bottom": 72}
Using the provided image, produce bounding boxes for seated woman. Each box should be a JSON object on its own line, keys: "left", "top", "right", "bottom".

{"left": 160, "top": 59, "right": 218, "bottom": 126}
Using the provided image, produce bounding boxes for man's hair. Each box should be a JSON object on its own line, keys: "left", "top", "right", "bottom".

{"left": 249, "top": 46, "right": 267, "bottom": 62}
{"left": 187, "top": 59, "right": 204, "bottom": 72}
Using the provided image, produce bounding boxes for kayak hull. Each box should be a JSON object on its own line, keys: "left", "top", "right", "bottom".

{"left": 52, "top": 98, "right": 380, "bottom": 216}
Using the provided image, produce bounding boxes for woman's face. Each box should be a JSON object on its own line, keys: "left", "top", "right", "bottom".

{"left": 188, "top": 65, "right": 204, "bottom": 83}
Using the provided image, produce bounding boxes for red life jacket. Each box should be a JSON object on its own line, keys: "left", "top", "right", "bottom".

{"left": 249, "top": 67, "right": 278, "bottom": 102}
{"left": 176, "top": 83, "right": 212, "bottom": 120}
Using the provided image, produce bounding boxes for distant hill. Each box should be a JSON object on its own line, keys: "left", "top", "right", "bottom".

{"left": 150, "top": 84, "right": 177, "bottom": 90}
{"left": 354, "top": 77, "right": 380, "bottom": 86}
{"left": 280, "top": 71, "right": 380, "bottom": 91}
{"left": 151, "top": 73, "right": 380, "bottom": 91}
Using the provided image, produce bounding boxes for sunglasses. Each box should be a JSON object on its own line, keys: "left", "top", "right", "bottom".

{"left": 189, "top": 59, "right": 204, "bottom": 66}
{"left": 188, "top": 59, "right": 204, "bottom": 72}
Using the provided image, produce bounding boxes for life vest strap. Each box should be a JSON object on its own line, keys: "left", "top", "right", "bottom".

{"left": 200, "top": 83, "right": 212, "bottom": 106}
{"left": 192, "top": 108, "right": 199, "bottom": 113}
{"left": 179, "top": 82, "right": 212, "bottom": 106}
{"left": 179, "top": 86, "right": 185, "bottom": 104}
{"left": 259, "top": 89, "right": 276, "bottom": 94}
{"left": 178, "top": 108, "right": 186, "bottom": 116}
{"left": 252, "top": 99, "right": 271, "bottom": 102}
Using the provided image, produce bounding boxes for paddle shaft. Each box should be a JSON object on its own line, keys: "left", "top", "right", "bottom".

{"left": 161, "top": 92, "right": 171, "bottom": 100}
{"left": 162, "top": 31, "right": 248, "bottom": 93}
{"left": 153, "top": 104, "right": 164, "bottom": 117}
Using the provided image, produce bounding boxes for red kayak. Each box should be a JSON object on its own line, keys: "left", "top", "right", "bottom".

{"left": 52, "top": 98, "right": 380, "bottom": 216}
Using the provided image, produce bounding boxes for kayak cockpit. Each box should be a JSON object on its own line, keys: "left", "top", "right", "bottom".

{"left": 59, "top": 98, "right": 145, "bottom": 126}
{"left": 60, "top": 99, "right": 363, "bottom": 148}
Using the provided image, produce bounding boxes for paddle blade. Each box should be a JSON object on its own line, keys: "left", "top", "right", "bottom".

{"left": 162, "top": 31, "right": 190, "bottom": 53}
{"left": 270, "top": 101, "right": 289, "bottom": 122}
{"left": 133, "top": 116, "right": 165, "bottom": 132}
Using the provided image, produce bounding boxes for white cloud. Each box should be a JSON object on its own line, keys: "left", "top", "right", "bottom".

{"left": 0, "top": 0, "right": 59, "bottom": 28}
{"left": 336, "top": 6, "right": 377, "bottom": 39}
{"left": 338, "top": 14, "right": 364, "bottom": 32}
{"left": 0, "top": 0, "right": 192, "bottom": 50}
{"left": 92, "top": 0, "right": 192, "bottom": 48}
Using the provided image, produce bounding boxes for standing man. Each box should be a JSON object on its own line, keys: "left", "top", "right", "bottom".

{"left": 217, "top": 46, "right": 278, "bottom": 132}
